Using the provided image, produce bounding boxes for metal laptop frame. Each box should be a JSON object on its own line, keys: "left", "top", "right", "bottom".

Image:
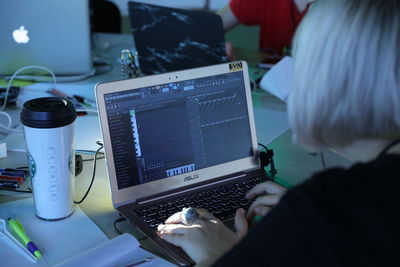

{"left": 96, "top": 61, "right": 261, "bottom": 266}
{"left": 0, "top": 0, "right": 92, "bottom": 75}
{"left": 96, "top": 61, "right": 260, "bottom": 208}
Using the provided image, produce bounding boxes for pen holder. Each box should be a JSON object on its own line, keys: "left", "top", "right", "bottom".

{"left": 20, "top": 97, "right": 77, "bottom": 220}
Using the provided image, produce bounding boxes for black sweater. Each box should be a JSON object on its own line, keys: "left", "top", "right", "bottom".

{"left": 214, "top": 154, "right": 400, "bottom": 266}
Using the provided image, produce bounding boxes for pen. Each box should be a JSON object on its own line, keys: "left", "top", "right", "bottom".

{"left": 73, "top": 95, "right": 96, "bottom": 107}
{"left": 0, "top": 182, "right": 19, "bottom": 189}
{"left": 0, "top": 171, "right": 26, "bottom": 177}
{"left": 77, "top": 111, "right": 88, "bottom": 117}
{"left": 0, "top": 175, "right": 24, "bottom": 183}
{"left": 7, "top": 218, "right": 42, "bottom": 259}
{"left": 124, "top": 256, "right": 154, "bottom": 267}
{"left": 0, "top": 168, "right": 28, "bottom": 174}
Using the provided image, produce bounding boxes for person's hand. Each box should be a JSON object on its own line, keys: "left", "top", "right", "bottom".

{"left": 225, "top": 42, "right": 236, "bottom": 61}
{"left": 157, "top": 208, "right": 247, "bottom": 266}
{"left": 246, "top": 181, "right": 287, "bottom": 220}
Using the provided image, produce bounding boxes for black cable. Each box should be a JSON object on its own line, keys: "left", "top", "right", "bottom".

{"left": 320, "top": 151, "right": 327, "bottom": 170}
{"left": 377, "top": 138, "right": 400, "bottom": 158}
{"left": 258, "top": 143, "right": 268, "bottom": 151}
{"left": 269, "top": 154, "right": 277, "bottom": 176}
{"left": 74, "top": 145, "right": 103, "bottom": 204}
{"left": 258, "top": 143, "right": 277, "bottom": 178}
{"left": 82, "top": 155, "right": 105, "bottom": 162}
{"left": 114, "top": 216, "right": 126, "bottom": 235}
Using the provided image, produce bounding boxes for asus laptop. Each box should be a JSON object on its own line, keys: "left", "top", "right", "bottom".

{"left": 96, "top": 61, "right": 267, "bottom": 266}
{"left": 0, "top": 0, "right": 92, "bottom": 75}
{"left": 127, "top": 1, "right": 228, "bottom": 75}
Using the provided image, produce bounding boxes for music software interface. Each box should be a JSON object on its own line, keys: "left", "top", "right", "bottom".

{"left": 105, "top": 71, "right": 253, "bottom": 189}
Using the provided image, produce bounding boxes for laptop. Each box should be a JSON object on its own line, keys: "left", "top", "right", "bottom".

{"left": 96, "top": 61, "right": 267, "bottom": 266}
{"left": 127, "top": 1, "right": 228, "bottom": 75}
{"left": 0, "top": 0, "right": 92, "bottom": 76}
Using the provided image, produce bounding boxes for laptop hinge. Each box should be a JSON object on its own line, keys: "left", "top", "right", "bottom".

{"left": 137, "top": 172, "right": 247, "bottom": 205}
{"left": 115, "top": 168, "right": 263, "bottom": 208}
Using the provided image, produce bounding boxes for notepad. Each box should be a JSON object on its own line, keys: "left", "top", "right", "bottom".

{"left": 56, "top": 233, "right": 176, "bottom": 267}
{"left": 0, "top": 198, "right": 109, "bottom": 267}
{"left": 0, "top": 219, "right": 37, "bottom": 263}
{"left": 0, "top": 198, "right": 176, "bottom": 267}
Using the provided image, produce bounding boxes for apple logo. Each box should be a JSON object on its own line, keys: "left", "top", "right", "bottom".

{"left": 12, "top": 26, "right": 30, "bottom": 44}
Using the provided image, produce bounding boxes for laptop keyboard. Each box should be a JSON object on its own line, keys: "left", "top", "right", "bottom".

{"left": 135, "top": 175, "right": 266, "bottom": 228}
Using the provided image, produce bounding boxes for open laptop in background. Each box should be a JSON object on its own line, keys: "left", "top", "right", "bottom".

{"left": 0, "top": 0, "right": 92, "bottom": 76}
{"left": 96, "top": 61, "right": 267, "bottom": 266}
{"left": 127, "top": 1, "right": 228, "bottom": 75}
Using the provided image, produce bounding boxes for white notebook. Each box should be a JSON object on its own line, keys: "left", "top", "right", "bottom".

{"left": 0, "top": 198, "right": 175, "bottom": 267}
{"left": 56, "top": 233, "right": 176, "bottom": 267}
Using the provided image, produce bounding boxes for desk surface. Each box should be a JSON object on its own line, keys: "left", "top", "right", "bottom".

{"left": 0, "top": 33, "right": 352, "bottom": 263}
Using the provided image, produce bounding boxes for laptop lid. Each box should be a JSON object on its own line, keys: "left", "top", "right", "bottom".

{"left": 96, "top": 61, "right": 259, "bottom": 207}
{"left": 0, "top": 0, "right": 92, "bottom": 75}
{"left": 127, "top": 1, "right": 227, "bottom": 75}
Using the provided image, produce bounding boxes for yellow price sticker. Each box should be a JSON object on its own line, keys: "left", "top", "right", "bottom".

{"left": 229, "top": 62, "right": 243, "bottom": 72}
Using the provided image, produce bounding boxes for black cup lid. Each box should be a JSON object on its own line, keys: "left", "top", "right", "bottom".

{"left": 20, "top": 97, "right": 77, "bottom": 128}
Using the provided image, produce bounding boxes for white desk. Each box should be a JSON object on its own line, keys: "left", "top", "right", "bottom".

{"left": 0, "top": 33, "right": 352, "bottom": 263}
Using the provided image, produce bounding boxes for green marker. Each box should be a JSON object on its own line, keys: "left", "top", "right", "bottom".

{"left": 8, "top": 218, "right": 42, "bottom": 259}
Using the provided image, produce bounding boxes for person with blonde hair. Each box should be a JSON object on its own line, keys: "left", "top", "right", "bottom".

{"left": 158, "top": 0, "right": 400, "bottom": 266}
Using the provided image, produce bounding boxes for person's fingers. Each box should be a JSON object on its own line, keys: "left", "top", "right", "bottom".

{"left": 166, "top": 208, "right": 217, "bottom": 225}
{"left": 247, "top": 195, "right": 278, "bottom": 219}
{"left": 160, "top": 233, "right": 184, "bottom": 247}
{"left": 165, "top": 211, "right": 183, "bottom": 224}
{"left": 195, "top": 208, "right": 218, "bottom": 221}
{"left": 158, "top": 224, "right": 191, "bottom": 235}
{"left": 225, "top": 42, "right": 235, "bottom": 61}
{"left": 157, "top": 224, "right": 165, "bottom": 231}
{"left": 250, "top": 194, "right": 281, "bottom": 210}
{"left": 246, "top": 183, "right": 266, "bottom": 199}
{"left": 254, "top": 206, "right": 272, "bottom": 217}
{"left": 246, "top": 181, "right": 286, "bottom": 199}
{"left": 234, "top": 208, "right": 248, "bottom": 239}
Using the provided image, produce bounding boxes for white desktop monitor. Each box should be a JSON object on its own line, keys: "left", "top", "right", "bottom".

{"left": 0, "top": 0, "right": 92, "bottom": 76}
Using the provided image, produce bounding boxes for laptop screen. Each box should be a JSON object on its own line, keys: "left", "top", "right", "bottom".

{"left": 104, "top": 71, "right": 253, "bottom": 190}
{"left": 128, "top": 2, "right": 227, "bottom": 75}
{"left": 0, "top": 0, "right": 92, "bottom": 75}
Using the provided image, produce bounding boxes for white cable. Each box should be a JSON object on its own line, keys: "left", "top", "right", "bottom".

{"left": 0, "top": 65, "right": 57, "bottom": 133}
{"left": 0, "top": 124, "right": 23, "bottom": 132}
{"left": 10, "top": 68, "right": 96, "bottom": 83}
{"left": 0, "top": 111, "right": 12, "bottom": 128}
{"left": 0, "top": 112, "right": 22, "bottom": 132}
{"left": 1, "top": 65, "right": 57, "bottom": 111}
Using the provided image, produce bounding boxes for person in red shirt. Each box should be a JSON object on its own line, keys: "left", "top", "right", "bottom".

{"left": 219, "top": 0, "right": 313, "bottom": 56}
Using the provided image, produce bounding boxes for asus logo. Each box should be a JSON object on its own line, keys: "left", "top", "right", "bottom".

{"left": 184, "top": 174, "right": 199, "bottom": 182}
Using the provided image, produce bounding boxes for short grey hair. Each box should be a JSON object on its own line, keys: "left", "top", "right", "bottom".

{"left": 288, "top": 0, "right": 400, "bottom": 149}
